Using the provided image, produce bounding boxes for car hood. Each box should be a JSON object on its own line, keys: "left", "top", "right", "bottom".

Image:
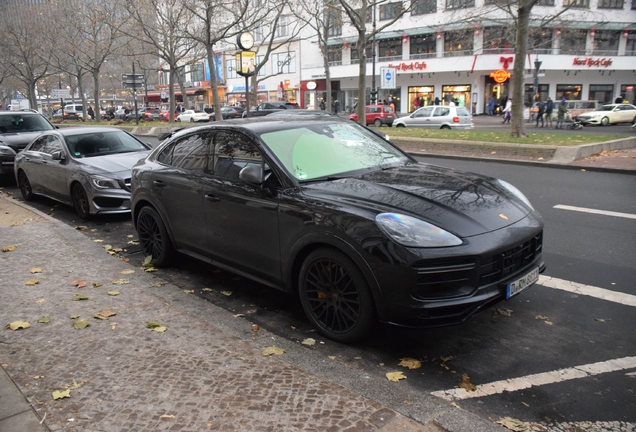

{"left": 300, "top": 163, "right": 532, "bottom": 237}
{"left": 79, "top": 151, "right": 150, "bottom": 177}
{"left": 0, "top": 131, "right": 47, "bottom": 152}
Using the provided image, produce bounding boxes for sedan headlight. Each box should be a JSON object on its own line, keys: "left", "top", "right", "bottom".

{"left": 375, "top": 213, "right": 462, "bottom": 248}
{"left": 0, "top": 146, "right": 16, "bottom": 156}
{"left": 497, "top": 179, "right": 534, "bottom": 210}
{"left": 91, "top": 175, "right": 121, "bottom": 189}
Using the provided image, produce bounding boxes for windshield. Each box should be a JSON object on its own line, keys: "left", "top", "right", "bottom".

{"left": 66, "top": 131, "right": 148, "bottom": 158}
{"left": 258, "top": 122, "right": 410, "bottom": 181}
{"left": 0, "top": 114, "right": 55, "bottom": 134}
{"left": 597, "top": 105, "right": 616, "bottom": 112}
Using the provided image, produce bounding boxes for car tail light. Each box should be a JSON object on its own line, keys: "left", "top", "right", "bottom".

{"left": 453, "top": 117, "right": 460, "bottom": 123}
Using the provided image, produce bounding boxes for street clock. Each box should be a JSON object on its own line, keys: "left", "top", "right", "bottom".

{"left": 237, "top": 31, "right": 254, "bottom": 50}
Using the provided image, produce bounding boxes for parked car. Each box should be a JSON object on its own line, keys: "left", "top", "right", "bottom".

{"left": 177, "top": 110, "right": 210, "bottom": 122}
{"left": 559, "top": 100, "right": 599, "bottom": 121}
{"left": 142, "top": 108, "right": 163, "bottom": 121}
{"left": 0, "top": 111, "right": 56, "bottom": 177}
{"left": 14, "top": 127, "right": 151, "bottom": 219}
{"left": 64, "top": 104, "right": 85, "bottom": 120}
{"left": 220, "top": 106, "right": 245, "bottom": 119}
{"left": 575, "top": 103, "right": 636, "bottom": 126}
{"left": 267, "top": 109, "right": 335, "bottom": 117}
{"left": 130, "top": 117, "right": 544, "bottom": 343}
{"left": 52, "top": 109, "right": 81, "bottom": 121}
{"left": 242, "top": 101, "right": 300, "bottom": 118}
{"left": 392, "top": 105, "right": 474, "bottom": 129}
{"left": 348, "top": 104, "right": 396, "bottom": 127}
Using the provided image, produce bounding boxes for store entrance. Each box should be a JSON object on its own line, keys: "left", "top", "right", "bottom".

{"left": 485, "top": 77, "right": 508, "bottom": 115}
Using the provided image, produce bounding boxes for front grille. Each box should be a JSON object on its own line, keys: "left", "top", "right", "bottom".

{"left": 480, "top": 232, "right": 543, "bottom": 285}
{"left": 119, "top": 178, "right": 132, "bottom": 192}
{"left": 413, "top": 231, "right": 543, "bottom": 300}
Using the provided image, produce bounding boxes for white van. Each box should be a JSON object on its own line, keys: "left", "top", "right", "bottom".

{"left": 64, "top": 104, "right": 84, "bottom": 118}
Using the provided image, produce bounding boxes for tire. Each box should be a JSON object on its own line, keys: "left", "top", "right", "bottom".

{"left": 601, "top": 116, "right": 609, "bottom": 126}
{"left": 18, "top": 170, "right": 35, "bottom": 201}
{"left": 71, "top": 184, "right": 91, "bottom": 220}
{"left": 177, "top": 118, "right": 181, "bottom": 122}
{"left": 441, "top": 125, "right": 451, "bottom": 130}
{"left": 374, "top": 119, "right": 382, "bottom": 127}
{"left": 298, "top": 248, "right": 375, "bottom": 343}
{"left": 190, "top": 118, "right": 194, "bottom": 123}
{"left": 136, "top": 206, "right": 173, "bottom": 267}
{"left": 395, "top": 123, "right": 405, "bottom": 128}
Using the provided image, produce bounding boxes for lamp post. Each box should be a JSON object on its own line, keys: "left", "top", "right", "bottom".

{"left": 136, "top": 60, "right": 150, "bottom": 108}
{"left": 370, "top": 4, "right": 377, "bottom": 105}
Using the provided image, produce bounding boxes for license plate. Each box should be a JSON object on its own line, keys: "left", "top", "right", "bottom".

{"left": 506, "top": 267, "right": 540, "bottom": 299}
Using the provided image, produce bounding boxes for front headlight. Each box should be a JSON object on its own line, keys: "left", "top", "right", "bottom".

{"left": 0, "top": 146, "right": 16, "bottom": 156}
{"left": 91, "top": 175, "right": 121, "bottom": 189}
{"left": 375, "top": 213, "right": 462, "bottom": 248}
{"left": 497, "top": 179, "right": 534, "bottom": 210}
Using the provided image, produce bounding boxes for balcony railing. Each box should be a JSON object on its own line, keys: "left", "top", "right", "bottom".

{"left": 378, "top": 55, "right": 403, "bottom": 62}
{"left": 443, "top": 49, "right": 474, "bottom": 57}
{"left": 410, "top": 52, "right": 436, "bottom": 59}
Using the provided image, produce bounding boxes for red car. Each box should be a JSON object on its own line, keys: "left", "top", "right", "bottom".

{"left": 348, "top": 104, "right": 396, "bottom": 127}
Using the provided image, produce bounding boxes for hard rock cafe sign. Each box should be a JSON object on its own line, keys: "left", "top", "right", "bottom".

{"left": 572, "top": 57, "right": 613, "bottom": 67}
{"left": 490, "top": 69, "right": 511, "bottom": 83}
{"left": 388, "top": 62, "right": 427, "bottom": 71}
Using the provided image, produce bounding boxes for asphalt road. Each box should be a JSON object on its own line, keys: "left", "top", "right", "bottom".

{"left": 1, "top": 137, "right": 635, "bottom": 431}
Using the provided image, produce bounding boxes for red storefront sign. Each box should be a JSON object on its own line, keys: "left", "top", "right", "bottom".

{"left": 388, "top": 62, "right": 427, "bottom": 71}
{"left": 572, "top": 57, "right": 613, "bottom": 67}
{"left": 490, "top": 69, "right": 511, "bottom": 83}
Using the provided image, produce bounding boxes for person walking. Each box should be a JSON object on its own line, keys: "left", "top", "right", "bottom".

{"left": 502, "top": 98, "right": 512, "bottom": 123}
{"left": 333, "top": 99, "right": 340, "bottom": 116}
{"left": 87, "top": 106, "right": 95, "bottom": 121}
{"left": 319, "top": 99, "right": 326, "bottom": 110}
{"left": 556, "top": 97, "right": 567, "bottom": 129}
{"left": 545, "top": 97, "right": 554, "bottom": 129}
{"left": 535, "top": 100, "right": 545, "bottom": 127}
{"left": 488, "top": 96, "right": 495, "bottom": 116}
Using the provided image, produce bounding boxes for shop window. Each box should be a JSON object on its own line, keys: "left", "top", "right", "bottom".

{"left": 483, "top": 27, "right": 515, "bottom": 54}
{"left": 412, "top": 0, "right": 437, "bottom": 14}
{"left": 408, "top": 87, "right": 435, "bottom": 112}
{"left": 556, "top": 84, "right": 582, "bottom": 101}
{"left": 589, "top": 85, "right": 614, "bottom": 104}
{"left": 378, "top": 38, "right": 402, "bottom": 60}
{"left": 410, "top": 34, "right": 436, "bottom": 58}
{"left": 272, "top": 52, "right": 296, "bottom": 74}
{"left": 559, "top": 29, "right": 587, "bottom": 55}
{"left": 446, "top": 0, "right": 475, "bottom": 9}
{"left": 379, "top": 2, "right": 402, "bottom": 20}
{"left": 524, "top": 84, "right": 549, "bottom": 107}
{"left": 598, "top": 0, "right": 623, "bottom": 7}
{"left": 226, "top": 58, "right": 238, "bottom": 79}
{"left": 528, "top": 28, "right": 553, "bottom": 54}
{"left": 592, "top": 30, "right": 620, "bottom": 55}
{"left": 442, "top": 85, "right": 471, "bottom": 107}
{"left": 443, "top": 30, "right": 473, "bottom": 56}
{"left": 563, "top": 0, "right": 589, "bottom": 7}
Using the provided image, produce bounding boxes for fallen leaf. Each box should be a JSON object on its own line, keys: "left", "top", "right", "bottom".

{"left": 496, "top": 417, "right": 532, "bottom": 431}
{"left": 535, "top": 315, "right": 553, "bottom": 325}
{"left": 160, "top": 414, "right": 175, "bottom": 419}
{"left": 233, "top": 313, "right": 245, "bottom": 318}
{"left": 120, "top": 269, "right": 135, "bottom": 275}
{"left": 25, "top": 279, "right": 40, "bottom": 286}
{"left": 144, "top": 267, "right": 157, "bottom": 272}
{"left": 153, "top": 326, "right": 167, "bottom": 333}
{"left": 30, "top": 268, "right": 42, "bottom": 273}
{"left": 111, "top": 323, "right": 117, "bottom": 331}
{"left": 38, "top": 316, "right": 50, "bottom": 324}
{"left": 107, "top": 291, "right": 120, "bottom": 296}
{"left": 459, "top": 373, "right": 477, "bottom": 392}
{"left": 70, "top": 280, "right": 87, "bottom": 288}
{"left": 127, "top": 240, "right": 139, "bottom": 245}
{"left": 261, "top": 346, "right": 285, "bottom": 356}
{"left": 494, "top": 307, "right": 513, "bottom": 317}
{"left": 7, "top": 321, "right": 30, "bottom": 330}
{"left": 35, "top": 299, "right": 46, "bottom": 304}
{"left": 221, "top": 291, "right": 233, "bottom": 296}
{"left": 11, "top": 221, "right": 25, "bottom": 226}
{"left": 120, "top": 257, "right": 130, "bottom": 263}
{"left": 595, "top": 318, "right": 606, "bottom": 323}
{"left": 2, "top": 244, "right": 19, "bottom": 252}
{"left": 69, "top": 314, "right": 80, "bottom": 319}
{"left": 450, "top": 402, "right": 461, "bottom": 408}
{"left": 75, "top": 225, "right": 87, "bottom": 230}
{"left": 328, "top": 356, "right": 336, "bottom": 360}
{"left": 183, "top": 290, "right": 194, "bottom": 294}
{"left": 252, "top": 324, "right": 260, "bottom": 332}
{"left": 94, "top": 309, "right": 116, "bottom": 320}
{"left": 301, "top": 338, "right": 316, "bottom": 346}
{"left": 386, "top": 371, "right": 406, "bottom": 382}
{"left": 92, "top": 282, "right": 102, "bottom": 288}
{"left": 150, "top": 281, "right": 165, "bottom": 287}
{"left": 93, "top": 239, "right": 104, "bottom": 243}
{"left": 146, "top": 321, "right": 161, "bottom": 329}
{"left": 141, "top": 255, "right": 153, "bottom": 268}
{"left": 398, "top": 358, "right": 421, "bottom": 370}
{"left": 73, "top": 320, "right": 90, "bottom": 329}
{"left": 202, "top": 288, "right": 212, "bottom": 292}
{"left": 52, "top": 389, "right": 71, "bottom": 400}
{"left": 71, "top": 294, "right": 89, "bottom": 301}
{"left": 522, "top": 401, "right": 530, "bottom": 407}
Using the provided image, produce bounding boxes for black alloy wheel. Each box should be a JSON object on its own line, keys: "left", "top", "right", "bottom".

{"left": 299, "top": 248, "right": 374, "bottom": 343}
{"left": 18, "top": 170, "right": 34, "bottom": 201}
{"left": 71, "top": 184, "right": 91, "bottom": 219}
{"left": 136, "top": 206, "right": 173, "bottom": 267}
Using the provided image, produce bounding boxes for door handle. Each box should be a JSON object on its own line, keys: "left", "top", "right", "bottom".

{"left": 153, "top": 180, "right": 166, "bottom": 188}
{"left": 205, "top": 194, "right": 220, "bottom": 202}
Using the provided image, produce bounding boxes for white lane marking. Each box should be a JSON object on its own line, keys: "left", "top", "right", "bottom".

{"left": 431, "top": 356, "right": 636, "bottom": 401}
{"left": 554, "top": 204, "right": 636, "bottom": 220}
{"left": 538, "top": 275, "right": 636, "bottom": 307}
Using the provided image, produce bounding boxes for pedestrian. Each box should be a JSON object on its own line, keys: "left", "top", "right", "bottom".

{"left": 556, "top": 97, "right": 567, "bottom": 129}
{"left": 502, "top": 98, "right": 512, "bottom": 123}
{"left": 412, "top": 96, "right": 420, "bottom": 111}
{"left": 535, "top": 100, "right": 545, "bottom": 127}
{"left": 87, "top": 106, "right": 95, "bottom": 120}
{"left": 449, "top": 99, "right": 456, "bottom": 107}
{"left": 333, "top": 99, "right": 340, "bottom": 115}
{"left": 390, "top": 100, "right": 395, "bottom": 113}
{"left": 545, "top": 97, "right": 554, "bottom": 129}
{"left": 488, "top": 96, "right": 495, "bottom": 116}
{"left": 319, "top": 99, "right": 326, "bottom": 110}
{"left": 434, "top": 96, "right": 440, "bottom": 105}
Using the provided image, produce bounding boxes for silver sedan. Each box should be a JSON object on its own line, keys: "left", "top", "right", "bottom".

{"left": 14, "top": 127, "right": 151, "bottom": 219}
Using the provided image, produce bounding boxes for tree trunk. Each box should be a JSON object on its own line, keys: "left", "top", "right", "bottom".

{"left": 356, "top": 29, "right": 367, "bottom": 125}
{"left": 93, "top": 71, "right": 101, "bottom": 123}
{"left": 169, "top": 69, "right": 176, "bottom": 122}
{"left": 510, "top": 0, "right": 531, "bottom": 138}
{"left": 206, "top": 45, "right": 222, "bottom": 121}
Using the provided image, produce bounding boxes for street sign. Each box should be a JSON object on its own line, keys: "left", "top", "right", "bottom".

{"left": 122, "top": 82, "right": 144, "bottom": 89}
{"left": 122, "top": 74, "right": 144, "bottom": 81}
{"left": 52, "top": 88, "right": 71, "bottom": 99}
{"left": 380, "top": 67, "right": 396, "bottom": 89}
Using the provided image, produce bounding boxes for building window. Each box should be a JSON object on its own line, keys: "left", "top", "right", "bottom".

{"left": 483, "top": 27, "right": 514, "bottom": 54}
{"left": 589, "top": 85, "right": 614, "bottom": 104}
{"left": 593, "top": 30, "right": 620, "bottom": 55}
{"left": 226, "top": 58, "right": 238, "bottom": 79}
{"left": 444, "top": 30, "right": 473, "bottom": 56}
{"left": 257, "top": 55, "right": 266, "bottom": 76}
{"left": 410, "top": 34, "right": 436, "bottom": 58}
{"left": 556, "top": 84, "right": 582, "bottom": 101}
{"left": 598, "top": 0, "right": 623, "bottom": 8}
{"left": 324, "top": 9, "right": 342, "bottom": 36}
{"left": 327, "top": 45, "right": 343, "bottom": 65}
{"left": 559, "top": 29, "right": 587, "bottom": 55}
{"left": 633, "top": 0, "right": 636, "bottom": 9}
{"left": 563, "top": 0, "right": 589, "bottom": 7}
{"left": 254, "top": 25, "right": 265, "bottom": 42}
{"left": 442, "top": 85, "right": 471, "bottom": 107}
{"left": 276, "top": 15, "right": 290, "bottom": 38}
{"left": 272, "top": 51, "right": 296, "bottom": 73}
{"left": 191, "top": 63, "right": 205, "bottom": 82}
{"left": 412, "top": 0, "right": 437, "bottom": 14}
{"left": 524, "top": 84, "right": 549, "bottom": 107}
{"left": 355, "top": 7, "right": 373, "bottom": 22}
{"left": 446, "top": 0, "right": 475, "bottom": 9}
{"left": 528, "top": 28, "right": 553, "bottom": 54}
{"left": 379, "top": 2, "right": 403, "bottom": 19}
{"left": 626, "top": 32, "right": 636, "bottom": 55}
{"left": 378, "top": 38, "right": 402, "bottom": 60}
{"left": 351, "top": 42, "right": 372, "bottom": 64}
{"left": 537, "top": 0, "right": 555, "bottom": 4}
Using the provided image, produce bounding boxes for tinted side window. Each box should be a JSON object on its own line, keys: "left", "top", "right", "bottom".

{"left": 170, "top": 133, "right": 211, "bottom": 173}
{"left": 212, "top": 132, "right": 261, "bottom": 181}
{"left": 434, "top": 107, "right": 450, "bottom": 116}
{"left": 456, "top": 107, "right": 471, "bottom": 116}
{"left": 29, "top": 136, "right": 47, "bottom": 152}
{"left": 44, "top": 135, "right": 64, "bottom": 155}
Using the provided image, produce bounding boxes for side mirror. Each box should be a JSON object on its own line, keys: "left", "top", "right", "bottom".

{"left": 51, "top": 151, "right": 65, "bottom": 161}
{"left": 239, "top": 165, "right": 263, "bottom": 186}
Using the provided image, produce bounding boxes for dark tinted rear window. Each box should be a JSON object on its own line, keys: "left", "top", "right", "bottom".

{"left": 0, "top": 114, "right": 54, "bottom": 134}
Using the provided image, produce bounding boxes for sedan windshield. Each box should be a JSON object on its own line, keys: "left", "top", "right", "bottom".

{"left": 66, "top": 131, "right": 148, "bottom": 158}
{"left": 258, "top": 122, "right": 410, "bottom": 181}
{"left": 0, "top": 114, "right": 55, "bottom": 133}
